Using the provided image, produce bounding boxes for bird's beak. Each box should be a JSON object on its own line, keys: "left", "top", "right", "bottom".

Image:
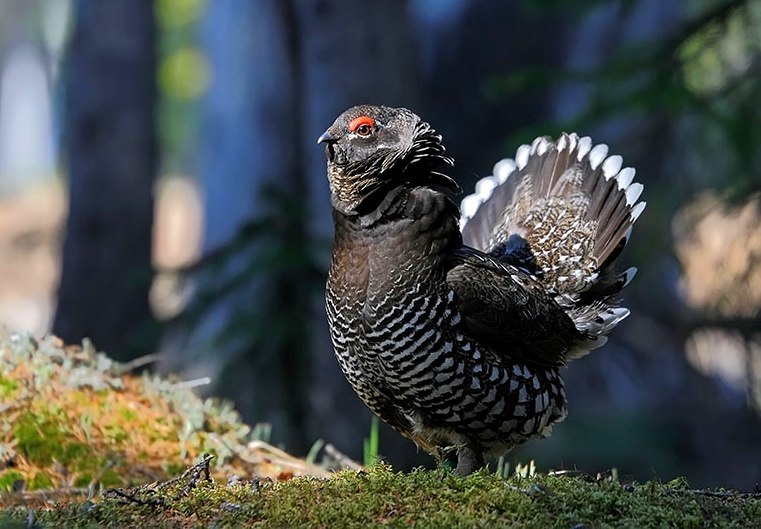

{"left": 317, "top": 130, "right": 336, "bottom": 144}
{"left": 318, "top": 130, "right": 339, "bottom": 162}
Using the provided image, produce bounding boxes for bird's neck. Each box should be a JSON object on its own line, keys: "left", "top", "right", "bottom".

{"left": 332, "top": 183, "right": 408, "bottom": 229}
{"left": 329, "top": 185, "right": 461, "bottom": 327}
{"left": 328, "top": 162, "right": 406, "bottom": 218}
{"left": 331, "top": 185, "right": 461, "bottom": 256}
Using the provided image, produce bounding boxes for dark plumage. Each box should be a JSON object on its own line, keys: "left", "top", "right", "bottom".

{"left": 320, "top": 105, "right": 645, "bottom": 475}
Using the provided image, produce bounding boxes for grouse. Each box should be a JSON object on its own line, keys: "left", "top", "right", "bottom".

{"left": 319, "top": 105, "right": 645, "bottom": 475}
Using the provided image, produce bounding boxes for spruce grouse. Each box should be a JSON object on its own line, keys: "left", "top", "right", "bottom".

{"left": 319, "top": 105, "right": 645, "bottom": 475}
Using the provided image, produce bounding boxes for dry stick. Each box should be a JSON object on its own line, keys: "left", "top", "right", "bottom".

{"left": 119, "top": 353, "right": 163, "bottom": 373}
{"left": 245, "top": 440, "right": 329, "bottom": 475}
{"left": 323, "top": 443, "right": 363, "bottom": 470}
{"left": 104, "top": 453, "right": 215, "bottom": 506}
{"left": 105, "top": 487, "right": 164, "bottom": 507}
{"left": 170, "top": 377, "right": 212, "bottom": 390}
{"left": 174, "top": 453, "right": 214, "bottom": 501}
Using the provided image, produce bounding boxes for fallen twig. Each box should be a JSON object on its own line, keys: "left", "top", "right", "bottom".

{"left": 118, "top": 353, "right": 163, "bottom": 373}
{"left": 323, "top": 443, "right": 363, "bottom": 471}
{"left": 104, "top": 487, "right": 164, "bottom": 507}
{"left": 104, "top": 453, "right": 215, "bottom": 507}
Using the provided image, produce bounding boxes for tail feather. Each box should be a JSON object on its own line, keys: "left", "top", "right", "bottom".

{"left": 459, "top": 132, "right": 645, "bottom": 342}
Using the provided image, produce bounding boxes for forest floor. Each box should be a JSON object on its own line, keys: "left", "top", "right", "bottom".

{"left": 0, "top": 330, "right": 759, "bottom": 527}
{"left": 2, "top": 461, "right": 761, "bottom": 528}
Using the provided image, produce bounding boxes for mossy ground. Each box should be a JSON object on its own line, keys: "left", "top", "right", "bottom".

{"left": 0, "top": 330, "right": 325, "bottom": 508}
{"left": 1, "top": 463, "right": 759, "bottom": 528}
{"left": 1, "top": 330, "right": 759, "bottom": 527}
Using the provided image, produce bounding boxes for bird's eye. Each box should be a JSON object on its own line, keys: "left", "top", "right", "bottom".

{"left": 349, "top": 116, "right": 375, "bottom": 137}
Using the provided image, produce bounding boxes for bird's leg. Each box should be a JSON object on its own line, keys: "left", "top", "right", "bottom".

{"left": 454, "top": 440, "right": 484, "bottom": 476}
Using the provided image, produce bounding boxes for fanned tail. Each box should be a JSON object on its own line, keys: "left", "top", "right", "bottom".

{"left": 459, "top": 133, "right": 646, "bottom": 357}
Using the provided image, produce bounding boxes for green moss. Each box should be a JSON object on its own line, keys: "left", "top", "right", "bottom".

{"left": 164, "top": 461, "right": 186, "bottom": 476}
{"left": 0, "top": 512, "right": 28, "bottom": 529}
{"left": 99, "top": 468, "right": 123, "bottom": 488}
{"left": 0, "top": 471, "right": 24, "bottom": 492}
{"left": 73, "top": 473, "right": 92, "bottom": 488}
{"left": 101, "top": 423, "right": 129, "bottom": 443}
{"left": 118, "top": 407, "right": 137, "bottom": 422}
{"left": 61, "top": 443, "right": 91, "bottom": 466}
{"left": 0, "top": 375, "right": 19, "bottom": 398}
{"left": 16, "top": 465, "right": 761, "bottom": 528}
{"left": 0, "top": 331, "right": 276, "bottom": 491}
{"left": 27, "top": 472, "right": 54, "bottom": 490}
{"left": 15, "top": 410, "right": 68, "bottom": 465}
{"left": 13, "top": 409, "right": 95, "bottom": 480}
{"left": 70, "top": 455, "right": 127, "bottom": 489}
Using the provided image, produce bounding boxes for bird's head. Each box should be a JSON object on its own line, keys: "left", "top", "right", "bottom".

{"left": 318, "top": 105, "right": 458, "bottom": 216}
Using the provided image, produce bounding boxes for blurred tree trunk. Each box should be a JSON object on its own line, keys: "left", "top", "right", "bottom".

{"left": 54, "top": 0, "right": 157, "bottom": 360}
{"left": 162, "top": 0, "right": 304, "bottom": 451}
{"left": 180, "top": 0, "right": 315, "bottom": 453}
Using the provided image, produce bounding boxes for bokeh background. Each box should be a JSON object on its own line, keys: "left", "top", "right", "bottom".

{"left": 0, "top": 0, "right": 759, "bottom": 488}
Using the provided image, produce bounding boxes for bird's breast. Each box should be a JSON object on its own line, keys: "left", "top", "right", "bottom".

{"left": 326, "top": 192, "right": 460, "bottom": 395}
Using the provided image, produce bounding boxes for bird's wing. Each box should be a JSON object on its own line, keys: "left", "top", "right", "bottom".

{"left": 446, "top": 247, "right": 583, "bottom": 367}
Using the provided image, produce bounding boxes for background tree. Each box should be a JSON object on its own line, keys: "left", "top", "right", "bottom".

{"left": 54, "top": 0, "right": 157, "bottom": 361}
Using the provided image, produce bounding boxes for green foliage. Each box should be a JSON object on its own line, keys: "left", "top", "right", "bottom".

{"left": 27, "top": 473, "right": 54, "bottom": 490}
{"left": 495, "top": 456, "right": 511, "bottom": 479}
{"left": 513, "top": 460, "right": 537, "bottom": 479}
{"left": 305, "top": 439, "right": 326, "bottom": 465}
{"left": 15, "top": 465, "right": 761, "bottom": 528}
{"left": 13, "top": 410, "right": 88, "bottom": 467}
{"left": 0, "top": 471, "right": 24, "bottom": 493}
{"left": 0, "top": 376, "right": 18, "bottom": 399}
{"left": 250, "top": 423, "right": 272, "bottom": 444}
{"left": 363, "top": 416, "right": 380, "bottom": 467}
{"left": 156, "top": 0, "right": 206, "bottom": 170}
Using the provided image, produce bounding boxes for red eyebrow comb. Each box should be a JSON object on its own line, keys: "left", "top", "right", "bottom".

{"left": 348, "top": 116, "right": 375, "bottom": 132}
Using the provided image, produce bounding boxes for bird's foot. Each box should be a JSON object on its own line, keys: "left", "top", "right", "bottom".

{"left": 454, "top": 441, "right": 484, "bottom": 476}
